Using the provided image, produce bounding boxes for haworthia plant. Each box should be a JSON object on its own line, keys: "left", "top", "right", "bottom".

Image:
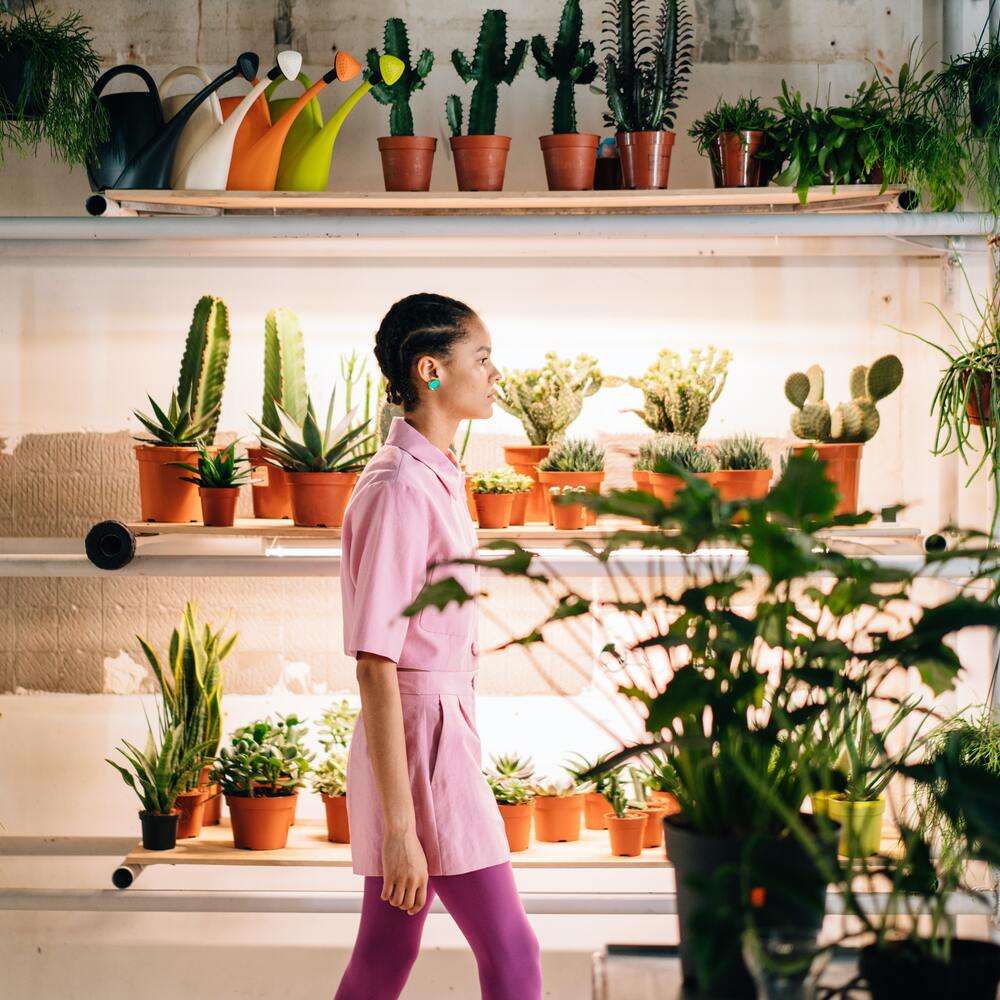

{"left": 177, "top": 295, "right": 231, "bottom": 444}
{"left": 446, "top": 9, "right": 528, "bottom": 136}
{"left": 366, "top": 17, "right": 435, "bottom": 137}
{"left": 262, "top": 307, "right": 309, "bottom": 436}
{"left": 531, "top": 0, "right": 599, "bottom": 134}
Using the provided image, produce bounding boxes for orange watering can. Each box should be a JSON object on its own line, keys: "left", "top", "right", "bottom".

{"left": 227, "top": 51, "right": 362, "bottom": 191}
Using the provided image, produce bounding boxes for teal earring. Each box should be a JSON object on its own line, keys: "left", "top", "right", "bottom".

{"left": 428, "top": 378, "right": 441, "bottom": 391}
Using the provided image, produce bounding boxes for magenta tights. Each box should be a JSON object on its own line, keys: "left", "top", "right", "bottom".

{"left": 333, "top": 860, "right": 541, "bottom": 1000}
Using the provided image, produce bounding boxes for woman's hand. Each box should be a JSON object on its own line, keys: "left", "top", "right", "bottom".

{"left": 381, "top": 828, "right": 429, "bottom": 915}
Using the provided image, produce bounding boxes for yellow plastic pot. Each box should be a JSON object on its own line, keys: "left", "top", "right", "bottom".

{"left": 810, "top": 789, "right": 834, "bottom": 817}
{"left": 827, "top": 794, "right": 885, "bottom": 857}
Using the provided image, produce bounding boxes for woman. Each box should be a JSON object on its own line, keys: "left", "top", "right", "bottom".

{"left": 334, "top": 293, "right": 543, "bottom": 1000}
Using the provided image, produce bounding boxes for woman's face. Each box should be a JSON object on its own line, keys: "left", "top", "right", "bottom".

{"left": 416, "top": 316, "right": 501, "bottom": 420}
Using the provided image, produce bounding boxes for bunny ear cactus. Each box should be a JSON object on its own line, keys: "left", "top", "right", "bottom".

{"left": 447, "top": 9, "right": 528, "bottom": 136}
{"left": 177, "top": 295, "right": 231, "bottom": 445}
{"left": 785, "top": 355, "right": 903, "bottom": 444}
{"left": 262, "top": 307, "right": 309, "bottom": 436}
{"left": 367, "top": 18, "right": 434, "bottom": 137}
{"left": 532, "top": 0, "right": 599, "bottom": 134}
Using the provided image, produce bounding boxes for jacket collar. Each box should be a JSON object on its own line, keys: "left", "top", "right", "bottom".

{"left": 386, "top": 416, "right": 464, "bottom": 500}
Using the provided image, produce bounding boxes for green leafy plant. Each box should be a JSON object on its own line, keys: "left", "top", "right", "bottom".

{"left": 467, "top": 467, "right": 535, "bottom": 494}
{"left": 531, "top": 0, "right": 599, "bottom": 134}
{"left": 0, "top": 1, "right": 107, "bottom": 164}
{"left": 715, "top": 433, "right": 771, "bottom": 472}
{"left": 215, "top": 714, "right": 312, "bottom": 798}
{"left": 366, "top": 17, "right": 434, "bottom": 137}
{"left": 165, "top": 440, "right": 254, "bottom": 488}
{"left": 260, "top": 307, "right": 308, "bottom": 437}
{"left": 446, "top": 9, "right": 527, "bottom": 137}
{"left": 647, "top": 433, "right": 716, "bottom": 474}
{"left": 318, "top": 698, "right": 359, "bottom": 753}
{"left": 599, "top": 0, "right": 693, "bottom": 133}
{"left": 687, "top": 93, "right": 779, "bottom": 174}
{"left": 640, "top": 748, "right": 680, "bottom": 794}
{"left": 625, "top": 347, "right": 731, "bottom": 439}
{"left": 311, "top": 699, "right": 357, "bottom": 798}
{"left": 538, "top": 437, "right": 605, "bottom": 473}
{"left": 312, "top": 749, "right": 348, "bottom": 798}
{"left": 785, "top": 355, "right": 903, "bottom": 444}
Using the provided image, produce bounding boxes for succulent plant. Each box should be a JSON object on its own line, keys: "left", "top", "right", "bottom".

{"left": 715, "top": 433, "right": 772, "bottom": 472}
{"left": 468, "top": 467, "right": 535, "bottom": 494}
{"left": 367, "top": 17, "right": 435, "bottom": 137}
{"left": 497, "top": 352, "right": 618, "bottom": 446}
{"left": 538, "top": 437, "right": 605, "bottom": 473}
{"left": 312, "top": 749, "right": 348, "bottom": 798}
{"left": 132, "top": 388, "right": 218, "bottom": 448}
{"left": 648, "top": 433, "right": 717, "bottom": 474}
{"left": 626, "top": 347, "right": 731, "bottom": 439}
{"left": 318, "top": 698, "right": 359, "bottom": 753}
{"left": 165, "top": 440, "right": 254, "bottom": 488}
{"left": 785, "top": 355, "right": 903, "bottom": 444}
{"left": 531, "top": 0, "right": 599, "bottom": 134}
{"left": 488, "top": 751, "right": 536, "bottom": 781}
{"left": 548, "top": 484, "right": 588, "bottom": 495}
{"left": 562, "top": 750, "right": 620, "bottom": 796}
{"left": 217, "top": 713, "right": 313, "bottom": 797}
{"left": 261, "top": 307, "right": 309, "bottom": 436}
{"left": 446, "top": 9, "right": 528, "bottom": 136}
{"left": 486, "top": 772, "right": 535, "bottom": 805}
{"left": 532, "top": 777, "right": 578, "bottom": 797}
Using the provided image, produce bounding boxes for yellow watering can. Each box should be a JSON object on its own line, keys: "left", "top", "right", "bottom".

{"left": 276, "top": 54, "right": 403, "bottom": 192}
{"left": 158, "top": 66, "right": 224, "bottom": 189}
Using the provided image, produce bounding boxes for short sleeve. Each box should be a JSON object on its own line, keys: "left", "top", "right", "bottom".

{"left": 341, "top": 481, "right": 430, "bottom": 663}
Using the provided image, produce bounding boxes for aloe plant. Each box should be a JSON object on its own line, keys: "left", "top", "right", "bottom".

{"left": 531, "top": 0, "right": 599, "bottom": 134}
{"left": 488, "top": 751, "right": 536, "bottom": 781}
{"left": 537, "top": 437, "right": 605, "bottom": 473}
{"left": 446, "top": 9, "right": 528, "bottom": 136}
{"left": 166, "top": 440, "right": 254, "bottom": 488}
{"left": 132, "top": 387, "right": 218, "bottom": 448}
{"left": 261, "top": 307, "right": 308, "bottom": 437}
{"left": 366, "top": 17, "right": 434, "bottom": 136}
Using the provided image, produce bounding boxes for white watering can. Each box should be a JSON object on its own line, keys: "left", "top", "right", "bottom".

{"left": 158, "top": 66, "right": 224, "bottom": 189}
{"left": 173, "top": 50, "right": 303, "bottom": 190}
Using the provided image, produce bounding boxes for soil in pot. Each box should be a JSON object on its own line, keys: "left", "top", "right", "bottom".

{"left": 503, "top": 444, "right": 551, "bottom": 522}
{"left": 450, "top": 135, "right": 511, "bottom": 191}
{"left": 534, "top": 795, "right": 584, "bottom": 842}
{"left": 140, "top": 809, "right": 180, "bottom": 851}
{"left": 287, "top": 471, "right": 358, "bottom": 527}
{"left": 791, "top": 442, "right": 863, "bottom": 516}
{"left": 551, "top": 499, "right": 586, "bottom": 530}
{"left": 226, "top": 792, "right": 297, "bottom": 850}
{"left": 710, "top": 131, "right": 766, "bottom": 187}
{"left": 537, "top": 471, "right": 603, "bottom": 525}
{"left": 827, "top": 794, "right": 885, "bottom": 857}
{"left": 322, "top": 793, "right": 350, "bottom": 844}
{"left": 199, "top": 486, "right": 239, "bottom": 527}
{"left": 584, "top": 792, "right": 609, "bottom": 830}
{"left": 498, "top": 801, "right": 534, "bottom": 852}
{"left": 247, "top": 447, "right": 292, "bottom": 519}
{"left": 135, "top": 444, "right": 215, "bottom": 523}
{"left": 473, "top": 492, "right": 514, "bottom": 529}
{"left": 617, "top": 130, "right": 675, "bottom": 189}
{"left": 605, "top": 810, "right": 647, "bottom": 856}
{"left": 861, "top": 938, "right": 1000, "bottom": 1000}
{"left": 378, "top": 135, "right": 437, "bottom": 191}
{"left": 539, "top": 133, "right": 599, "bottom": 190}
{"left": 173, "top": 787, "right": 208, "bottom": 839}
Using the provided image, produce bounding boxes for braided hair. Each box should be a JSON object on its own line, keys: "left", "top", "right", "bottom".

{"left": 373, "top": 293, "right": 478, "bottom": 410}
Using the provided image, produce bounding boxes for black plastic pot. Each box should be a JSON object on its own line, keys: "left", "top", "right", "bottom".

{"left": 664, "top": 813, "right": 837, "bottom": 998}
{"left": 861, "top": 939, "right": 1000, "bottom": 1000}
{"left": 969, "top": 68, "right": 1000, "bottom": 137}
{"left": 0, "top": 42, "right": 51, "bottom": 120}
{"left": 139, "top": 809, "right": 179, "bottom": 851}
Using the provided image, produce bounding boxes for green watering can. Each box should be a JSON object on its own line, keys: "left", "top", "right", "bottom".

{"left": 275, "top": 54, "right": 403, "bottom": 192}
{"left": 264, "top": 72, "right": 323, "bottom": 182}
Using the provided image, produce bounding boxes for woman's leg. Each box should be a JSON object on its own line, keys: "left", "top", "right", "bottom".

{"left": 333, "top": 875, "right": 437, "bottom": 1000}
{"left": 430, "top": 861, "right": 542, "bottom": 1000}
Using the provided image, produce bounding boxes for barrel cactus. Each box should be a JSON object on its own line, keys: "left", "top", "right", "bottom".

{"left": 366, "top": 18, "right": 434, "bottom": 137}
{"left": 785, "top": 356, "right": 903, "bottom": 444}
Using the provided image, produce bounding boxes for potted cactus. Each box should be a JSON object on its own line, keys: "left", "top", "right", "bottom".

{"left": 625, "top": 347, "right": 731, "bottom": 440}
{"left": 537, "top": 438, "right": 605, "bottom": 525}
{"left": 367, "top": 18, "right": 436, "bottom": 191}
{"left": 548, "top": 484, "right": 588, "bottom": 529}
{"left": 313, "top": 698, "right": 358, "bottom": 843}
{"left": 786, "top": 355, "right": 903, "bottom": 515}
{"left": 628, "top": 766, "right": 679, "bottom": 849}
{"left": 687, "top": 95, "right": 779, "bottom": 188}
{"left": 645, "top": 434, "right": 716, "bottom": 504}
{"left": 603, "top": 771, "right": 647, "bottom": 857}
{"left": 531, "top": 0, "right": 600, "bottom": 190}
{"left": 166, "top": 440, "right": 253, "bottom": 527}
{"left": 248, "top": 307, "right": 308, "bottom": 520}
{"left": 132, "top": 295, "right": 230, "bottom": 523}
{"left": 446, "top": 8, "right": 528, "bottom": 191}
{"left": 713, "top": 433, "right": 773, "bottom": 502}
{"left": 599, "top": 0, "right": 693, "bottom": 188}
{"left": 486, "top": 753, "right": 537, "bottom": 852}
{"left": 467, "top": 466, "right": 534, "bottom": 529}
{"left": 531, "top": 777, "right": 585, "bottom": 842}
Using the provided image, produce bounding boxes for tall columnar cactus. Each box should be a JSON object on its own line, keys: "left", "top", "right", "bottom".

{"left": 785, "top": 355, "right": 903, "bottom": 444}
{"left": 366, "top": 18, "right": 435, "bottom": 137}
{"left": 446, "top": 9, "right": 528, "bottom": 136}
{"left": 175, "top": 295, "right": 231, "bottom": 444}
{"left": 262, "top": 307, "right": 308, "bottom": 436}
{"left": 531, "top": 0, "right": 599, "bottom": 134}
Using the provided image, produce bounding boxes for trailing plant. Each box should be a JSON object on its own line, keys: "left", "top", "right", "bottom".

{"left": 0, "top": 1, "right": 107, "bottom": 164}
{"left": 599, "top": 0, "right": 693, "bottom": 133}
{"left": 785, "top": 355, "right": 903, "bottom": 444}
{"left": 366, "top": 17, "right": 434, "bottom": 137}
{"left": 261, "top": 307, "right": 309, "bottom": 437}
{"left": 715, "top": 433, "right": 771, "bottom": 472}
{"left": 625, "top": 347, "right": 731, "bottom": 439}
{"left": 446, "top": 9, "right": 527, "bottom": 137}
{"left": 687, "top": 94, "right": 778, "bottom": 153}
{"left": 486, "top": 773, "right": 535, "bottom": 806}
{"left": 467, "top": 467, "right": 535, "bottom": 494}
{"left": 531, "top": 0, "right": 599, "bottom": 134}
{"left": 166, "top": 440, "right": 254, "bottom": 488}
{"left": 538, "top": 437, "right": 605, "bottom": 472}
{"left": 647, "top": 433, "right": 716, "bottom": 474}
{"left": 488, "top": 751, "right": 536, "bottom": 781}
{"left": 496, "top": 352, "right": 617, "bottom": 446}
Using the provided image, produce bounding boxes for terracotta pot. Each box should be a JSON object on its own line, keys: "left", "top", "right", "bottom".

{"left": 503, "top": 444, "right": 552, "bottom": 522}
{"left": 203, "top": 784, "right": 222, "bottom": 825}
{"left": 286, "top": 471, "right": 358, "bottom": 527}
{"left": 497, "top": 800, "right": 534, "bottom": 852}
{"left": 709, "top": 468, "right": 773, "bottom": 503}
{"left": 322, "top": 793, "right": 351, "bottom": 844}
{"left": 509, "top": 491, "right": 529, "bottom": 525}
{"left": 537, "top": 471, "right": 604, "bottom": 525}
{"left": 539, "top": 133, "right": 599, "bottom": 190}
{"left": 473, "top": 492, "right": 514, "bottom": 529}
{"left": 617, "top": 130, "right": 675, "bottom": 189}
{"left": 450, "top": 134, "right": 511, "bottom": 191}
{"left": 640, "top": 802, "right": 678, "bottom": 849}
{"left": 533, "top": 794, "right": 584, "bottom": 842}
{"left": 631, "top": 468, "right": 652, "bottom": 493}
{"left": 226, "top": 792, "right": 297, "bottom": 850}
{"left": 247, "top": 446, "right": 292, "bottom": 519}
{"left": 465, "top": 481, "right": 478, "bottom": 522}
{"left": 584, "top": 791, "right": 610, "bottom": 830}
{"left": 377, "top": 135, "right": 437, "bottom": 191}
{"left": 964, "top": 370, "right": 995, "bottom": 426}
{"left": 135, "top": 444, "right": 216, "bottom": 523}
{"left": 650, "top": 790, "right": 679, "bottom": 808}
{"left": 139, "top": 810, "right": 179, "bottom": 851}
{"left": 173, "top": 786, "right": 208, "bottom": 839}
{"left": 648, "top": 471, "right": 685, "bottom": 505}
{"left": 605, "top": 810, "right": 647, "bottom": 856}
{"left": 198, "top": 486, "right": 239, "bottom": 527}
{"left": 710, "top": 131, "right": 766, "bottom": 187}
{"left": 792, "top": 442, "right": 863, "bottom": 515}
{"left": 551, "top": 497, "right": 587, "bottom": 530}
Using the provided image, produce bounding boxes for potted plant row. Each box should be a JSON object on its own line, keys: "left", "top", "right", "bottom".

{"left": 466, "top": 467, "right": 534, "bottom": 528}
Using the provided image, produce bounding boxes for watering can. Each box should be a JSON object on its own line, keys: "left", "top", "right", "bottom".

{"left": 227, "top": 51, "right": 362, "bottom": 192}
{"left": 173, "top": 50, "right": 303, "bottom": 190}
{"left": 158, "top": 66, "right": 224, "bottom": 189}
{"left": 276, "top": 54, "right": 403, "bottom": 192}
{"left": 86, "top": 53, "right": 258, "bottom": 192}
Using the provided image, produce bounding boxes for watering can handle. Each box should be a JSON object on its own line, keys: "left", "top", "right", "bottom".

{"left": 92, "top": 64, "right": 161, "bottom": 109}
{"left": 264, "top": 71, "right": 315, "bottom": 102}
{"left": 159, "top": 66, "right": 223, "bottom": 124}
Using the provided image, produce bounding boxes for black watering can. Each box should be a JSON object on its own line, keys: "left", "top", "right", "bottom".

{"left": 86, "top": 52, "right": 259, "bottom": 191}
